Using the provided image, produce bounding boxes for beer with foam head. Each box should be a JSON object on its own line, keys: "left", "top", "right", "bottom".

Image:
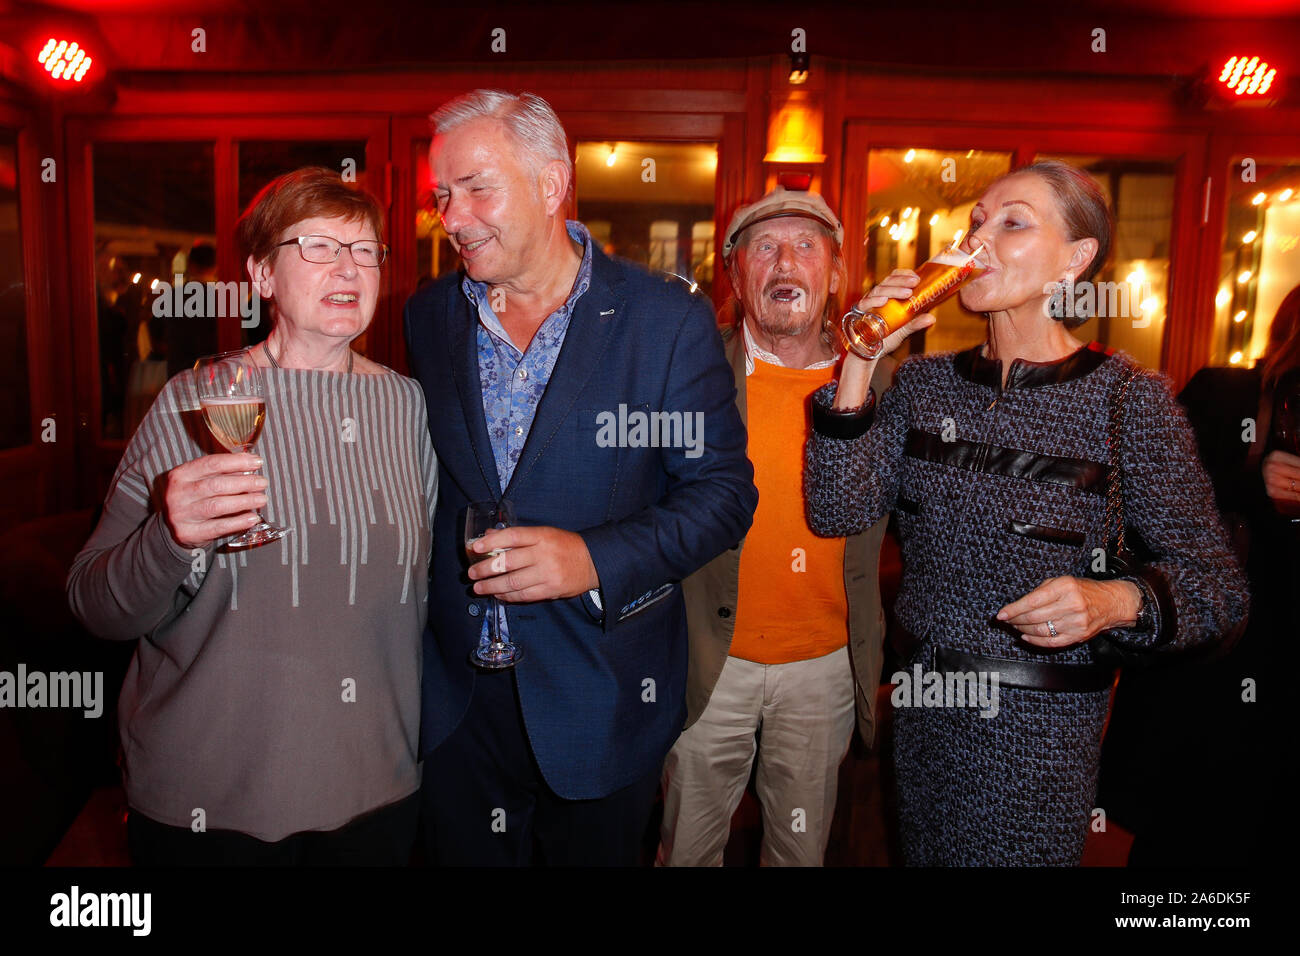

{"left": 841, "top": 243, "right": 987, "bottom": 360}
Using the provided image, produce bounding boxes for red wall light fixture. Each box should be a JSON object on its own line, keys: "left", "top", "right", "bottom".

{"left": 37, "top": 38, "right": 93, "bottom": 83}
{"left": 1217, "top": 56, "right": 1276, "bottom": 97}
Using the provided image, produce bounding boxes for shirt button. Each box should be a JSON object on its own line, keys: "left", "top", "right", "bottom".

{"left": 717, "top": 607, "right": 732, "bottom": 618}
{"left": 468, "top": 604, "right": 481, "bottom": 617}
{"left": 518, "top": 368, "right": 528, "bottom": 381}
{"left": 514, "top": 425, "right": 524, "bottom": 436}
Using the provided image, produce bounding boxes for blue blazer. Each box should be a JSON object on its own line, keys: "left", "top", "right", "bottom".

{"left": 403, "top": 245, "right": 757, "bottom": 799}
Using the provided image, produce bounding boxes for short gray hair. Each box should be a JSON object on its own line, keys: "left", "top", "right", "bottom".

{"left": 430, "top": 90, "right": 573, "bottom": 205}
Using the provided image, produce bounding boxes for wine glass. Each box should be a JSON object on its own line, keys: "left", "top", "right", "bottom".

{"left": 194, "top": 351, "right": 290, "bottom": 550}
{"left": 465, "top": 499, "right": 522, "bottom": 669}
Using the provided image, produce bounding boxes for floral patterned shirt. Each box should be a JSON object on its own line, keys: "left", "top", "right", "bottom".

{"left": 463, "top": 220, "right": 594, "bottom": 490}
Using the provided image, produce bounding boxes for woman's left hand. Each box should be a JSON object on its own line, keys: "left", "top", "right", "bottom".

{"left": 996, "top": 576, "right": 1143, "bottom": 647}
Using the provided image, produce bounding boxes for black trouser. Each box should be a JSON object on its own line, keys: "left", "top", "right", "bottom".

{"left": 421, "top": 668, "right": 660, "bottom": 866}
{"left": 127, "top": 792, "right": 419, "bottom": 866}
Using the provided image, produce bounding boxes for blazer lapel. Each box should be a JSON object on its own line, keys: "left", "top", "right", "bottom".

{"left": 447, "top": 282, "right": 503, "bottom": 501}
{"left": 503, "top": 253, "right": 625, "bottom": 498}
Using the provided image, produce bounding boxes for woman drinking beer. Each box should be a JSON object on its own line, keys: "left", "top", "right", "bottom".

{"left": 803, "top": 160, "right": 1248, "bottom": 865}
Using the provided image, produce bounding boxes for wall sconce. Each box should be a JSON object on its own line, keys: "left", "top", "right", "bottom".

{"left": 789, "top": 51, "right": 809, "bottom": 85}
{"left": 764, "top": 91, "right": 824, "bottom": 165}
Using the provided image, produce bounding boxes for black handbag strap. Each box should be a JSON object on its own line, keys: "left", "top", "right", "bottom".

{"left": 1104, "top": 362, "right": 1139, "bottom": 556}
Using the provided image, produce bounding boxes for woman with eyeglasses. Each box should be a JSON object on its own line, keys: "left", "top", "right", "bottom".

{"left": 68, "top": 167, "right": 437, "bottom": 865}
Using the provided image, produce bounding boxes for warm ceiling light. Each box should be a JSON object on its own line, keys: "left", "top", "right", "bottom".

{"left": 605, "top": 146, "right": 616, "bottom": 167}
{"left": 1238, "top": 270, "right": 1252, "bottom": 284}
{"left": 1216, "top": 287, "right": 1231, "bottom": 308}
{"left": 952, "top": 228, "right": 964, "bottom": 243}
{"left": 37, "top": 37, "right": 93, "bottom": 83}
{"left": 1139, "top": 297, "right": 1159, "bottom": 315}
{"left": 131, "top": 272, "right": 141, "bottom": 284}
{"left": 902, "top": 207, "right": 913, "bottom": 219}
{"left": 1233, "top": 310, "right": 1247, "bottom": 323}
{"left": 1229, "top": 350, "right": 1243, "bottom": 364}
{"left": 903, "top": 149, "right": 916, "bottom": 163}
{"left": 929, "top": 213, "right": 940, "bottom": 226}
{"left": 879, "top": 216, "right": 890, "bottom": 228}
{"left": 1280, "top": 189, "right": 1294, "bottom": 201}
{"left": 1242, "top": 230, "right": 1257, "bottom": 244}
{"left": 1251, "top": 192, "right": 1267, "bottom": 205}
{"left": 1218, "top": 56, "right": 1277, "bottom": 97}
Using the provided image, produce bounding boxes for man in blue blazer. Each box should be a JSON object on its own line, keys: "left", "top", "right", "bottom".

{"left": 403, "top": 90, "right": 757, "bottom": 865}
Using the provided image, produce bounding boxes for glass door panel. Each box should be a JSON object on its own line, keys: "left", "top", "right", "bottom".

{"left": 1037, "top": 155, "right": 1175, "bottom": 370}
{"left": 861, "top": 147, "right": 1012, "bottom": 355}
{"left": 1214, "top": 159, "right": 1300, "bottom": 368}
{"left": 92, "top": 141, "right": 215, "bottom": 440}
{"left": 576, "top": 140, "right": 718, "bottom": 295}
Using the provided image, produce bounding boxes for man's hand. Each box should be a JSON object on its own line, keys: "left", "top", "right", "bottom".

{"left": 1262, "top": 449, "right": 1300, "bottom": 513}
{"left": 162, "top": 453, "right": 268, "bottom": 549}
{"left": 996, "top": 576, "right": 1142, "bottom": 648}
{"left": 467, "top": 525, "right": 600, "bottom": 603}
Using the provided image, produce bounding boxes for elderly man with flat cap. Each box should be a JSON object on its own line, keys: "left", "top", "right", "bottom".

{"left": 657, "top": 186, "right": 895, "bottom": 866}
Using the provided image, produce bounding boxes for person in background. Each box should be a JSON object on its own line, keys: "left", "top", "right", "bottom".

{"left": 803, "top": 160, "right": 1248, "bottom": 865}
{"left": 1099, "top": 283, "right": 1299, "bottom": 865}
{"left": 68, "top": 167, "right": 437, "bottom": 865}
{"left": 165, "top": 240, "right": 221, "bottom": 378}
{"left": 404, "top": 90, "right": 756, "bottom": 866}
{"left": 657, "top": 187, "right": 894, "bottom": 866}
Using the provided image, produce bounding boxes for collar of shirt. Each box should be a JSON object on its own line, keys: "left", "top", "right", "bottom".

{"left": 461, "top": 220, "right": 594, "bottom": 353}
{"left": 741, "top": 317, "right": 839, "bottom": 375}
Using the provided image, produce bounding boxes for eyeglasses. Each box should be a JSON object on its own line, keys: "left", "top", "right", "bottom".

{"left": 276, "top": 235, "right": 388, "bottom": 267}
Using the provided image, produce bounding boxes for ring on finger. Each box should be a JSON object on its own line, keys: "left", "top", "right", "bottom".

{"left": 1046, "top": 619, "right": 1059, "bottom": 639}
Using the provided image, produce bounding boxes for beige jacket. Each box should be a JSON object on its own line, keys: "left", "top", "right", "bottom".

{"left": 681, "top": 328, "right": 894, "bottom": 747}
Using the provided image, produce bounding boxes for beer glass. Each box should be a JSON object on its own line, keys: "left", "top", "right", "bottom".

{"left": 841, "top": 241, "right": 987, "bottom": 360}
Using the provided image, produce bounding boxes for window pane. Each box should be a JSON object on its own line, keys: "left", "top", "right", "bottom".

{"left": 93, "top": 142, "right": 215, "bottom": 440}
{"left": 576, "top": 140, "right": 718, "bottom": 295}
{"left": 861, "top": 147, "right": 1012, "bottom": 355}
{"left": 237, "top": 140, "right": 368, "bottom": 211}
{"left": 0, "top": 133, "right": 30, "bottom": 450}
{"left": 1214, "top": 160, "right": 1300, "bottom": 368}
{"left": 1038, "top": 155, "right": 1175, "bottom": 370}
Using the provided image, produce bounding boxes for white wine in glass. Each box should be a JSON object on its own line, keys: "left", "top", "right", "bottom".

{"left": 195, "top": 351, "right": 289, "bottom": 550}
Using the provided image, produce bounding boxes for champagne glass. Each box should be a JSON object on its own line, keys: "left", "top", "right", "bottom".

{"left": 194, "top": 351, "right": 290, "bottom": 550}
{"left": 465, "top": 499, "right": 522, "bottom": 669}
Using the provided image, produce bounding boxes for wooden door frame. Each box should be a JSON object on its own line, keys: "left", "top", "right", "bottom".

{"left": 0, "top": 99, "right": 73, "bottom": 522}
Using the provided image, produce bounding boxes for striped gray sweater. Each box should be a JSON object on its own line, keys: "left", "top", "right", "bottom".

{"left": 67, "top": 365, "right": 437, "bottom": 843}
{"left": 805, "top": 342, "right": 1248, "bottom": 864}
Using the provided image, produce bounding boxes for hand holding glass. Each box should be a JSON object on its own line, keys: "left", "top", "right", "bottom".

{"left": 194, "top": 352, "right": 290, "bottom": 550}
{"left": 466, "top": 499, "right": 523, "bottom": 669}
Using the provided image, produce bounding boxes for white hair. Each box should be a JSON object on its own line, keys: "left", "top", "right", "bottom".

{"left": 430, "top": 90, "right": 573, "bottom": 204}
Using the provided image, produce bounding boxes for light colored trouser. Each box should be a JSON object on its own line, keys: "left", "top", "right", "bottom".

{"left": 657, "top": 644, "right": 855, "bottom": 867}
